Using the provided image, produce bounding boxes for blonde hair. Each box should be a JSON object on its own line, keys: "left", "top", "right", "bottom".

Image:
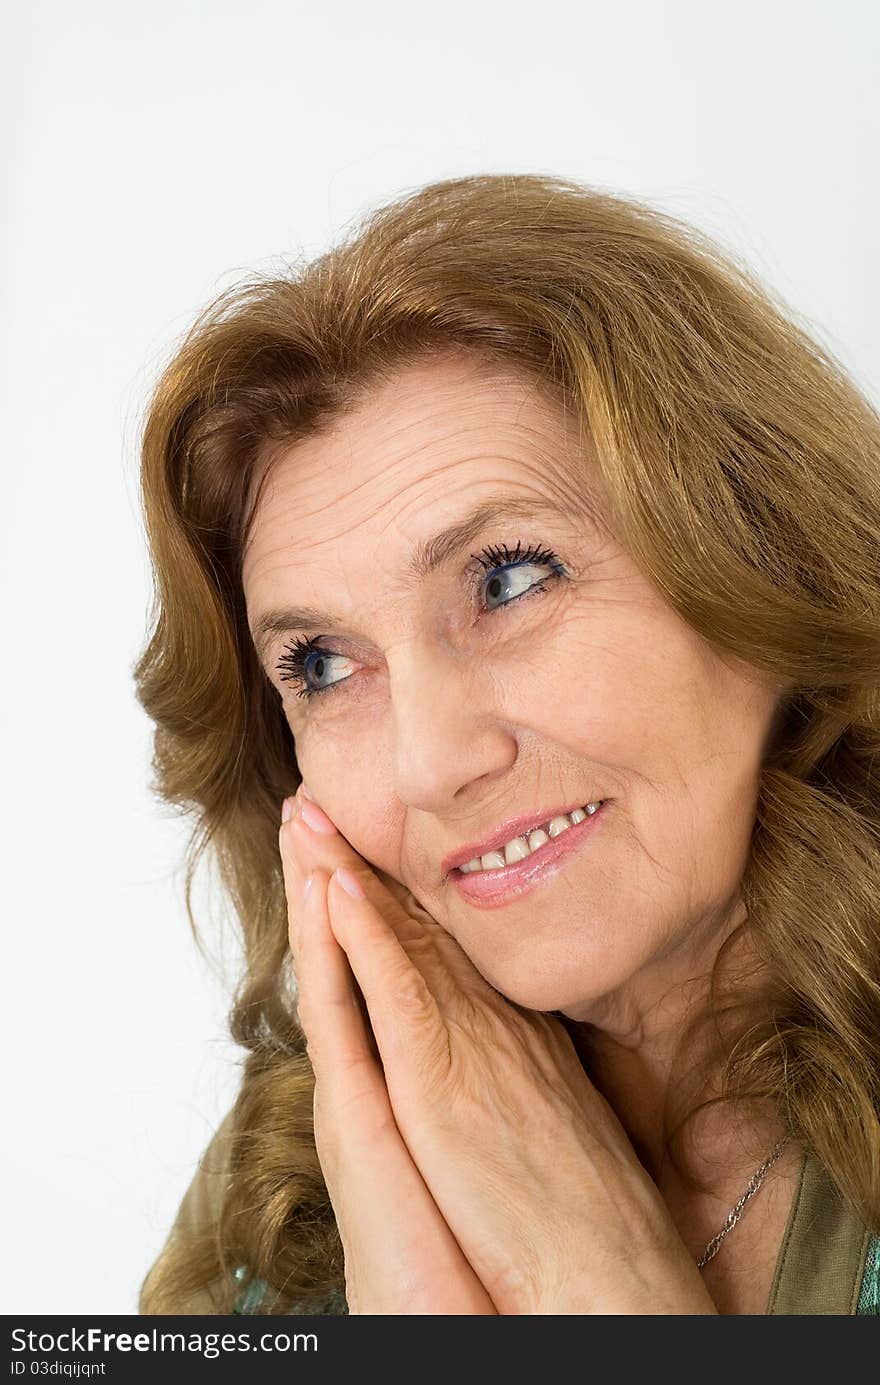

{"left": 134, "top": 174, "right": 880, "bottom": 1313}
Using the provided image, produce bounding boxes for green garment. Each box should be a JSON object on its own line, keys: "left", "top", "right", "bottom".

{"left": 138, "top": 1107, "right": 879, "bottom": 1315}
{"left": 233, "top": 1149, "right": 880, "bottom": 1315}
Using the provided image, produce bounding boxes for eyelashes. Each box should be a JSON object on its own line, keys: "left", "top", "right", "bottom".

{"left": 470, "top": 539, "right": 563, "bottom": 579}
{"left": 276, "top": 633, "right": 351, "bottom": 702}
{"left": 275, "top": 539, "right": 569, "bottom": 702}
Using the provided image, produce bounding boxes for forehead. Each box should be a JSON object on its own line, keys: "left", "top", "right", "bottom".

{"left": 241, "top": 357, "right": 598, "bottom": 659}
{"left": 244, "top": 354, "right": 581, "bottom": 557}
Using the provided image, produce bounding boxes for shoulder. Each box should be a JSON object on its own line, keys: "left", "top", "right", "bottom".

{"left": 856, "top": 1233, "right": 880, "bottom": 1315}
{"left": 768, "top": 1149, "right": 879, "bottom": 1314}
{"left": 233, "top": 1272, "right": 349, "bottom": 1315}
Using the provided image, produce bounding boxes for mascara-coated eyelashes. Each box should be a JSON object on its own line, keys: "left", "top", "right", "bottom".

{"left": 275, "top": 539, "right": 569, "bottom": 701}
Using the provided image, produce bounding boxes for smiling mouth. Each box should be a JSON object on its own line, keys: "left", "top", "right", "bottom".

{"left": 445, "top": 800, "right": 607, "bottom": 881}
{"left": 447, "top": 800, "right": 610, "bottom": 907}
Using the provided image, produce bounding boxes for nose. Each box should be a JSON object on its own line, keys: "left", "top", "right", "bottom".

{"left": 387, "top": 639, "right": 517, "bottom": 814}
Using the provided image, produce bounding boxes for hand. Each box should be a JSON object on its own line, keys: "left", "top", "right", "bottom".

{"left": 278, "top": 788, "right": 498, "bottom": 1315}
{"left": 284, "top": 785, "right": 719, "bottom": 1316}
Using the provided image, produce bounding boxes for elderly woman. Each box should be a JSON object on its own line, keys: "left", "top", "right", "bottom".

{"left": 136, "top": 174, "right": 880, "bottom": 1316}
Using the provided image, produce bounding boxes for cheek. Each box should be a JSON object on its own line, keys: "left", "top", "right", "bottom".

{"left": 347, "top": 823, "right": 406, "bottom": 884}
{"left": 310, "top": 769, "right": 402, "bottom": 875}
{"left": 291, "top": 708, "right": 404, "bottom": 861}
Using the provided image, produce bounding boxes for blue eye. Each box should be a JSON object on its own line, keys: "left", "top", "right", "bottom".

{"left": 275, "top": 539, "right": 568, "bottom": 702}
{"left": 472, "top": 540, "right": 567, "bottom": 614}
{"left": 277, "top": 640, "right": 355, "bottom": 700}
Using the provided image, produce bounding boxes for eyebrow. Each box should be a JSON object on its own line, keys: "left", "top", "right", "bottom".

{"left": 249, "top": 493, "right": 569, "bottom": 662}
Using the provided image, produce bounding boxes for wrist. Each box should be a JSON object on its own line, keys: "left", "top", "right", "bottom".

{"left": 524, "top": 1239, "right": 720, "bottom": 1316}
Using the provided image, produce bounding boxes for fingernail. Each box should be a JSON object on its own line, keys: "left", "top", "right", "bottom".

{"left": 334, "top": 865, "right": 365, "bottom": 899}
{"left": 303, "top": 872, "right": 315, "bottom": 902}
{"left": 281, "top": 796, "right": 296, "bottom": 823}
{"left": 300, "top": 798, "right": 337, "bottom": 835}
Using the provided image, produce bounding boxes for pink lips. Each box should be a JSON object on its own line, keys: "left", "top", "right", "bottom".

{"left": 440, "top": 798, "right": 606, "bottom": 876}
{"left": 449, "top": 800, "right": 609, "bottom": 909}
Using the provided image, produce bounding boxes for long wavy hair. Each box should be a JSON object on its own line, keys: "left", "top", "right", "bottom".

{"left": 135, "top": 173, "right": 880, "bottom": 1314}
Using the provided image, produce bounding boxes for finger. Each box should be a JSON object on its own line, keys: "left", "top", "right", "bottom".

{"left": 284, "top": 784, "right": 429, "bottom": 946}
{"left": 375, "top": 868, "right": 493, "bottom": 989}
{"left": 283, "top": 797, "right": 477, "bottom": 1003}
{"left": 295, "top": 866, "right": 384, "bottom": 1086}
{"left": 278, "top": 812, "right": 378, "bottom": 1064}
{"left": 324, "top": 868, "right": 449, "bottom": 1080}
{"left": 278, "top": 817, "right": 308, "bottom": 974}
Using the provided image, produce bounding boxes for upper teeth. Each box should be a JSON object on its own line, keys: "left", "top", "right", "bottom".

{"left": 458, "top": 803, "right": 603, "bottom": 873}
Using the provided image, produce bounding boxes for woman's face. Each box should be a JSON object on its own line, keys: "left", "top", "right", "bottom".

{"left": 242, "top": 353, "right": 783, "bottom": 1025}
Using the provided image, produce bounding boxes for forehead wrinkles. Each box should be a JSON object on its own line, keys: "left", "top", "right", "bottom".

{"left": 251, "top": 452, "right": 572, "bottom": 603}
{"left": 281, "top": 402, "right": 576, "bottom": 533}
{"left": 243, "top": 365, "right": 593, "bottom": 593}
{"left": 355, "top": 375, "right": 590, "bottom": 530}
{"left": 359, "top": 373, "right": 578, "bottom": 485}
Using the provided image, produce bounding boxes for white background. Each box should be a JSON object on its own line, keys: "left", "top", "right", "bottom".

{"left": 3, "top": 0, "right": 877, "bottom": 1314}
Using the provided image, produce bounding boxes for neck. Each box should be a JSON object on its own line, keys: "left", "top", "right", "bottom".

{"left": 557, "top": 900, "right": 782, "bottom": 1189}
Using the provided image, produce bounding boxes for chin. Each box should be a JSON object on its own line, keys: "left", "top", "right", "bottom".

{"left": 477, "top": 966, "right": 591, "bottom": 1016}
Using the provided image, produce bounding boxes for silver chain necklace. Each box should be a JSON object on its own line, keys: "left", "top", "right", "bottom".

{"left": 696, "top": 1136, "right": 790, "bottom": 1269}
